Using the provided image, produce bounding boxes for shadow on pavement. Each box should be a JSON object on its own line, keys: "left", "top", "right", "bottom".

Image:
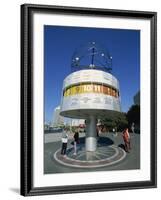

{"left": 98, "top": 137, "right": 114, "bottom": 146}
{"left": 118, "top": 143, "right": 125, "bottom": 151}
{"left": 72, "top": 136, "right": 114, "bottom": 147}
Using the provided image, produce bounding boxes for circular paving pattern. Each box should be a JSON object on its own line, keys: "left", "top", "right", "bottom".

{"left": 54, "top": 144, "right": 126, "bottom": 168}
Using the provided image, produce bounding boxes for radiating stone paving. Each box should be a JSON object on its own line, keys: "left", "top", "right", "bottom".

{"left": 54, "top": 144, "right": 126, "bottom": 168}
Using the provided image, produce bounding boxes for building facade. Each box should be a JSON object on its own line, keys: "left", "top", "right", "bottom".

{"left": 53, "top": 106, "right": 64, "bottom": 127}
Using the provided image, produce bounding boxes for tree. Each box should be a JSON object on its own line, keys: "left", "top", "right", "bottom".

{"left": 101, "top": 111, "right": 128, "bottom": 131}
{"left": 126, "top": 105, "right": 140, "bottom": 126}
{"left": 115, "top": 112, "right": 128, "bottom": 131}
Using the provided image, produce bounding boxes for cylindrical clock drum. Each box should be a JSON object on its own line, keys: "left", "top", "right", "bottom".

{"left": 60, "top": 42, "right": 121, "bottom": 152}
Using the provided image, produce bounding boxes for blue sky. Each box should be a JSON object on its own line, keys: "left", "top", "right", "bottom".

{"left": 44, "top": 25, "right": 140, "bottom": 123}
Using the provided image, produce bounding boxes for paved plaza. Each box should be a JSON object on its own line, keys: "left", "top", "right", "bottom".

{"left": 44, "top": 132, "right": 140, "bottom": 174}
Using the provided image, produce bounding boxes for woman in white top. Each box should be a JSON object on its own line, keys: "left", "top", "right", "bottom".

{"left": 61, "top": 129, "right": 68, "bottom": 155}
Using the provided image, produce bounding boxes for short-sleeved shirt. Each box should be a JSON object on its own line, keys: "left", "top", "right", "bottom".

{"left": 62, "top": 137, "right": 68, "bottom": 143}
{"left": 123, "top": 131, "right": 130, "bottom": 142}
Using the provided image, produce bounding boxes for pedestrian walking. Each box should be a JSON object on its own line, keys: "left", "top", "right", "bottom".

{"left": 122, "top": 128, "right": 131, "bottom": 152}
{"left": 73, "top": 129, "right": 79, "bottom": 155}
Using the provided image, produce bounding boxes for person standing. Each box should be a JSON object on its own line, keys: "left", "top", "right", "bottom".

{"left": 96, "top": 126, "right": 101, "bottom": 137}
{"left": 61, "top": 129, "right": 68, "bottom": 156}
{"left": 122, "top": 128, "right": 131, "bottom": 152}
{"left": 131, "top": 122, "right": 135, "bottom": 134}
{"left": 112, "top": 127, "right": 117, "bottom": 137}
